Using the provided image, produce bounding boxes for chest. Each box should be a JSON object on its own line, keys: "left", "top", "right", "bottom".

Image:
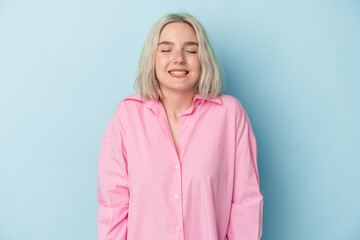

{"left": 124, "top": 104, "right": 236, "bottom": 192}
{"left": 166, "top": 115, "right": 180, "bottom": 155}
{"left": 127, "top": 109, "right": 233, "bottom": 164}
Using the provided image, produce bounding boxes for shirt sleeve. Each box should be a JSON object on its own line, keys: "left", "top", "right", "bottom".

{"left": 226, "top": 99, "right": 264, "bottom": 240}
{"left": 97, "top": 102, "right": 129, "bottom": 240}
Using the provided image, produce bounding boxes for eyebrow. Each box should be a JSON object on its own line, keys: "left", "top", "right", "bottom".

{"left": 158, "top": 41, "right": 198, "bottom": 46}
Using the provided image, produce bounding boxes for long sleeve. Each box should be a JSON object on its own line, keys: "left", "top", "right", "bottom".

{"left": 97, "top": 103, "right": 129, "bottom": 240}
{"left": 226, "top": 100, "right": 264, "bottom": 240}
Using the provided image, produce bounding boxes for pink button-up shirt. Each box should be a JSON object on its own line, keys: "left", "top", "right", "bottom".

{"left": 97, "top": 92, "right": 263, "bottom": 240}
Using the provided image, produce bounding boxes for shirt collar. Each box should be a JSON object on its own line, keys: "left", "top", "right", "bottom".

{"left": 123, "top": 92, "right": 222, "bottom": 115}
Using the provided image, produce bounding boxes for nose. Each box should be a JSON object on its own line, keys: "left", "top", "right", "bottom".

{"left": 173, "top": 49, "right": 185, "bottom": 64}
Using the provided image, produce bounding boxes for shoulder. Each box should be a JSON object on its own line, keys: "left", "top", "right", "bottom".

{"left": 112, "top": 93, "right": 158, "bottom": 123}
{"left": 109, "top": 94, "right": 139, "bottom": 119}
{"left": 122, "top": 93, "right": 145, "bottom": 102}
{"left": 218, "top": 94, "right": 252, "bottom": 131}
{"left": 218, "top": 93, "right": 246, "bottom": 113}
{"left": 120, "top": 93, "right": 147, "bottom": 105}
{"left": 115, "top": 93, "right": 149, "bottom": 111}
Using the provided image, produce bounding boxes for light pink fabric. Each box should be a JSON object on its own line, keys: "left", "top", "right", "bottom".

{"left": 97, "top": 93, "right": 263, "bottom": 240}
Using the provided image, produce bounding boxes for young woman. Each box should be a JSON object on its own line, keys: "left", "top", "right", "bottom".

{"left": 97, "top": 12, "right": 263, "bottom": 240}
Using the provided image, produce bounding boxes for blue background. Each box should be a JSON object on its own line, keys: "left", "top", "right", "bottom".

{"left": 1, "top": 0, "right": 359, "bottom": 239}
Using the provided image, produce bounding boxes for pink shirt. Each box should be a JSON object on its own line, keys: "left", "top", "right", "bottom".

{"left": 97, "top": 92, "right": 263, "bottom": 240}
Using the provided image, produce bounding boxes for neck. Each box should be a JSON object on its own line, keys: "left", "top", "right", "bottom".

{"left": 159, "top": 89, "right": 196, "bottom": 119}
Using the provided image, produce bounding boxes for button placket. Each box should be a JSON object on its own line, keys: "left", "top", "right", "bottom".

{"left": 174, "top": 162, "right": 184, "bottom": 238}
{"left": 158, "top": 101, "right": 185, "bottom": 239}
{"left": 173, "top": 151, "right": 184, "bottom": 238}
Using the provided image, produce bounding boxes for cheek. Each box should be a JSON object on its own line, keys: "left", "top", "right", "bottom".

{"left": 189, "top": 57, "right": 201, "bottom": 73}
{"left": 156, "top": 53, "right": 167, "bottom": 63}
{"left": 155, "top": 55, "right": 165, "bottom": 73}
{"left": 155, "top": 55, "right": 160, "bottom": 68}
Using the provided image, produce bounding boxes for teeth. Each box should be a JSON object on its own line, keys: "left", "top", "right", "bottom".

{"left": 169, "top": 71, "right": 188, "bottom": 75}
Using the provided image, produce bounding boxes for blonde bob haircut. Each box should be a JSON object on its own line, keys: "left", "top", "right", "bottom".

{"left": 133, "top": 12, "right": 224, "bottom": 103}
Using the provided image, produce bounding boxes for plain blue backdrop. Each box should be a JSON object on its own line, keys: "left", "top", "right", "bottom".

{"left": 0, "top": 0, "right": 359, "bottom": 239}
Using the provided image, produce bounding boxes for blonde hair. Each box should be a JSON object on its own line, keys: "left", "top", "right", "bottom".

{"left": 133, "top": 12, "right": 224, "bottom": 102}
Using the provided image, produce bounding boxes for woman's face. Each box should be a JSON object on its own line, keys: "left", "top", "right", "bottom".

{"left": 155, "top": 22, "right": 201, "bottom": 95}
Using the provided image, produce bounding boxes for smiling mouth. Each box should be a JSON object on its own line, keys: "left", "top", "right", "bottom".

{"left": 168, "top": 71, "right": 189, "bottom": 78}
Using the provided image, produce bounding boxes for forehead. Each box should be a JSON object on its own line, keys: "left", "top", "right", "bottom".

{"left": 158, "top": 22, "right": 198, "bottom": 42}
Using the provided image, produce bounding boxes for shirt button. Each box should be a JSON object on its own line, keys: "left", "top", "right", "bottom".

{"left": 175, "top": 226, "right": 180, "bottom": 231}
{"left": 175, "top": 163, "right": 180, "bottom": 169}
{"left": 174, "top": 194, "right": 179, "bottom": 199}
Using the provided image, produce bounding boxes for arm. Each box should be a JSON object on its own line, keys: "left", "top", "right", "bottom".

{"left": 97, "top": 103, "right": 129, "bottom": 240}
{"left": 226, "top": 100, "right": 264, "bottom": 240}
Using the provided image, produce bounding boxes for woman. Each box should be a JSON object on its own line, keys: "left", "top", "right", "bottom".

{"left": 97, "top": 12, "right": 263, "bottom": 240}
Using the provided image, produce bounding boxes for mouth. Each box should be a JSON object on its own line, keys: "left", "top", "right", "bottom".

{"left": 168, "top": 70, "right": 189, "bottom": 78}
